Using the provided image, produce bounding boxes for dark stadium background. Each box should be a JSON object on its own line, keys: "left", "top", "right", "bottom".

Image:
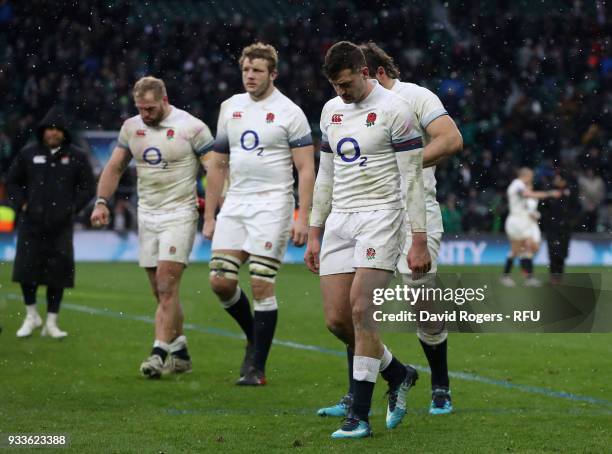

{"left": 0, "top": 0, "right": 609, "bottom": 236}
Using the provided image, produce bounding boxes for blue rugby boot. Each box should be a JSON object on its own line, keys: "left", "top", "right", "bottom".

{"left": 429, "top": 388, "right": 453, "bottom": 415}
{"left": 317, "top": 394, "right": 352, "bottom": 417}
{"left": 331, "top": 416, "right": 372, "bottom": 439}
{"left": 386, "top": 365, "right": 418, "bottom": 429}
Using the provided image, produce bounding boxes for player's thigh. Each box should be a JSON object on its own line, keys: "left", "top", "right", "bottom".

{"left": 505, "top": 215, "right": 530, "bottom": 242}
{"left": 352, "top": 209, "right": 404, "bottom": 272}
{"left": 398, "top": 230, "right": 442, "bottom": 277}
{"left": 157, "top": 213, "right": 198, "bottom": 265}
{"left": 138, "top": 213, "right": 160, "bottom": 268}
{"left": 243, "top": 202, "right": 293, "bottom": 261}
{"left": 211, "top": 201, "right": 249, "bottom": 252}
{"left": 319, "top": 212, "right": 357, "bottom": 276}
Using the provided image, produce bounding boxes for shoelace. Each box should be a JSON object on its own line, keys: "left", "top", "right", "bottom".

{"left": 339, "top": 395, "right": 353, "bottom": 408}
{"left": 385, "top": 386, "right": 399, "bottom": 411}
{"left": 340, "top": 418, "right": 360, "bottom": 431}
{"left": 432, "top": 390, "right": 450, "bottom": 408}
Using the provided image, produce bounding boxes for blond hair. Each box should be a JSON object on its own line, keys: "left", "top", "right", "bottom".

{"left": 239, "top": 42, "right": 278, "bottom": 72}
{"left": 133, "top": 76, "right": 167, "bottom": 100}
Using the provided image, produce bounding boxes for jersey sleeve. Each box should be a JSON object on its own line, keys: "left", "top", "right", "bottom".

{"left": 212, "top": 100, "right": 230, "bottom": 154}
{"left": 390, "top": 101, "right": 423, "bottom": 153}
{"left": 190, "top": 119, "right": 214, "bottom": 156}
{"left": 415, "top": 86, "right": 448, "bottom": 129}
{"left": 319, "top": 103, "right": 333, "bottom": 155}
{"left": 287, "top": 106, "right": 313, "bottom": 149}
{"left": 117, "top": 122, "right": 130, "bottom": 150}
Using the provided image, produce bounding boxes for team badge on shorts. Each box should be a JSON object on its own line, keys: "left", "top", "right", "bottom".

{"left": 366, "top": 112, "right": 377, "bottom": 127}
{"left": 266, "top": 112, "right": 275, "bottom": 123}
{"left": 366, "top": 247, "right": 376, "bottom": 260}
{"left": 169, "top": 246, "right": 176, "bottom": 255}
{"left": 265, "top": 241, "right": 273, "bottom": 251}
{"left": 167, "top": 129, "right": 175, "bottom": 140}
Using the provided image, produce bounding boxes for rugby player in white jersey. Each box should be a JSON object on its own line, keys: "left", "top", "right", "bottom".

{"left": 501, "top": 168, "right": 560, "bottom": 286}
{"left": 317, "top": 42, "right": 463, "bottom": 418}
{"left": 91, "top": 76, "right": 214, "bottom": 378}
{"left": 203, "top": 43, "right": 315, "bottom": 386}
{"left": 305, "top": 41, "right": 431, "bottom": 439}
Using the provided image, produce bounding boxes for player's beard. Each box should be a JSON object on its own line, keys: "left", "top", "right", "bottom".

{"left": 250, "top": 78, "right": 272, "bottom": 99}
{"left": 143, "top": 110, "right": 164, "bottom": 127}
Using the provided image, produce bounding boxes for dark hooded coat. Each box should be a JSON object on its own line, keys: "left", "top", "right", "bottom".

{"left": 6, "top": 107, "right": 95, "bottom": 287}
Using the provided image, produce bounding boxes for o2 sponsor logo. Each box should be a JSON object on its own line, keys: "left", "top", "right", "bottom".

{"left": 142, "top": 147, "right": 168, "bottom": 168}
{"left": 240, "top": 130, "right": 264, "bottom": 156}
{"left": 336, "top": 137, "right": 367, "bottom": 167}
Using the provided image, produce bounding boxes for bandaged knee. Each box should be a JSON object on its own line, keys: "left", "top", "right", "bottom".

{"left": 209, "top": 254, "right": 242, "bottom": 280}
{"left": 249, "top": 257, "right": 279, "bottom": 284}
{"left": 417, "top": 326, "right": 448, "bottom": 346}
{"left": 253, "top": 296, "right": 278, "bottom": 312}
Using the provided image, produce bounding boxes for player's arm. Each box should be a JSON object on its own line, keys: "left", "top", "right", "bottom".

{"left": 523, "top": 187, "right": 561, "bottom": 199}
{"left": 392, "top": 106, "right": 431, "bottom": 276}
{"left": 305, "top": 143, "right": 333, "bottom": 274}
{"left": 291, "top": 144, "right": 315, "bottom": 247}
{"left": 422, "top": 115, "right": 463, "bottom": 168}
{"left": 90, "top": 146, "right": 132, "bottom": 227}
{"left": 202, "top": 150, "right": 229, "bottom": 240}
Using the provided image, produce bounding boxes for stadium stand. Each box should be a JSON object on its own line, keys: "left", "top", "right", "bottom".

{"left": 0, "top": 0, "right": 609, "bottom": 232}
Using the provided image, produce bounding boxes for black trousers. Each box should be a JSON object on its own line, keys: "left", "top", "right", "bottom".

{"left": 546, "top": 230, "right": 571, "bottom": 275}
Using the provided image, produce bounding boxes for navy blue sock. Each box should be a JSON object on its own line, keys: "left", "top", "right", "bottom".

{"left": 380, "top": 356, "right": 407, "bottom": 388}
{"left": 253, "top": 310, "right": 277, "bottom": 373}
{"left": 347, "top": 346, "right": 355, "bottom": 395}
{"left": 352, "top": 380, "right": 375, "bottom": 422}
{"left": 151, "top": 347, "right": 168, "bottom": 362}
{"left": 520, "top": 257, "right": 534, "bottom": 275}
{"left": 225, "top": 290, "right": 254, "bottom": 344}
{"left": 503, "top": 257, "right": 514, "bottom": 274}
{"left": 420, "top": 339, "right": 449, "bottom": 388}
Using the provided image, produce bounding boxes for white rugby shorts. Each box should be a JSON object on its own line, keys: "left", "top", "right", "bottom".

{"left": 211, "top": 199, "right": 293, "bottom": 261}
{"left": 319, "top": 209, "right": 404, "bottom": 275}
{"left": 138, "top": 208, "right": 198, "bottom": 267}
{"left": 505, "top": 215, "right": 540, "bottom": 242}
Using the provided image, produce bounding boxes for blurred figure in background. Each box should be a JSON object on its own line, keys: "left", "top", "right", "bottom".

{"left": 541, "top": 171, "right": 579, "bottom": 284}
{"left": 6, "top": 106, "right": 95, "bottom": 338}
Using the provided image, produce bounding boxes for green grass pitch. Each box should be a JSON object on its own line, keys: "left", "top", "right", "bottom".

{"left": 0, "top": 262, "right": 611, "bottom": 453}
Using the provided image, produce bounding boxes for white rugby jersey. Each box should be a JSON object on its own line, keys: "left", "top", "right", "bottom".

{"left": 526, "top": 197, "right": 539, "bottom": 217}
{"left": 507, "top": 178, "right": 530, "bottom": 217}
{"left": 319, "top": 81, "right": 423, "bottom": 212}
{"left": 391, "top": 80, "right": 448, "bottom": 233}
{"left": 213, "top": 88, "right": 313, "bottom": 204}
{"left": 118, "top": 106, "right": 214, "bottom": 212}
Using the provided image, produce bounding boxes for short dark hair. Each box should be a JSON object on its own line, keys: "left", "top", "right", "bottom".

{"left": 359, "top": 42, "right": 400, "bottom": 79}
{"left": 323, "top": 41, "right": 366, "bottom": 80}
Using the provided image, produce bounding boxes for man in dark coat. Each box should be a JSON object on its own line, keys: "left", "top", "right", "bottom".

{"left": 6, "top": 107, "right": 95, "bottom": 338}
{"left": 540, "top": 171, "right": 579, "bottom": 284}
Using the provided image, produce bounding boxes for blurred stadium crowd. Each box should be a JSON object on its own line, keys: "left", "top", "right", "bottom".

{"left": 0, "top": 0, "right": 610, "bottom": 233}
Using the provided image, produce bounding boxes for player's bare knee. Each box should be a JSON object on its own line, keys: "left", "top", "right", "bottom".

{"left": 350, "top": 297, "right": 371, "bottom": 329}
{"left": 209, "top": 275, "right": 237, "bottom": 300}
{"left": 209, "top": 253, "right": 242, "bottom": 298}
{"left": 325, "top": 313, "right": 353, "bottom": 341}
{"left": 250, "top": 277, "right": 274, "bottom": 300}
